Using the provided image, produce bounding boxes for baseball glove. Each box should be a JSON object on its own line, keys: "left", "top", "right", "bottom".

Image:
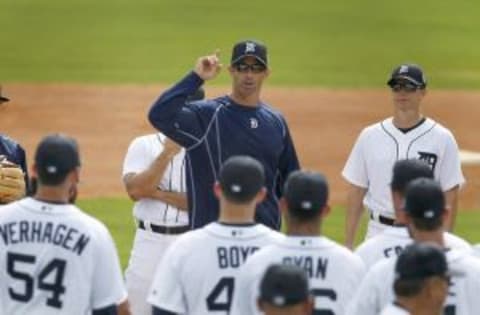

{"left": 0, "top": 157, "right": 26, "bottom": 204}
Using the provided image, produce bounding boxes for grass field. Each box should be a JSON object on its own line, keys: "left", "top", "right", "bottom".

{"left": 2, "top": 0, "right": 479, "bottom": 267}
{"left": 1, "top": 0, "right": 480, "bottom": 88}
{"left": 78, "top": 197, "right": 480, "bottom": 269}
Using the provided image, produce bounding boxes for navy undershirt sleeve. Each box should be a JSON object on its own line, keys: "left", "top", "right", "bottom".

{"left": 152, "top": 306, "right": 177, "bottom": 315}
{"left": 92, "top": 304, "right": 117, "bottom": 315}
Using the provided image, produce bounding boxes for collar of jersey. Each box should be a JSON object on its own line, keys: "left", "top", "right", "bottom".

{"left": 281, "top": 235, "right": 333, "bottom": 248}
{"left": 204, "top": 222, "right": 270, "bottom": 239}
{"left": 18, "top": 197, "right": 74, "bottom": 214}
{"left": 383, "top": 117, "right": 434, "bottom": 139}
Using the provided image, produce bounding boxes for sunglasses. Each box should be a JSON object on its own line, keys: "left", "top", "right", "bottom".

{"left": 391, "top": 83, "right": 420, "bottom": 93}
{"left": 233, "top": 63, "right": 266, "bottom": 73}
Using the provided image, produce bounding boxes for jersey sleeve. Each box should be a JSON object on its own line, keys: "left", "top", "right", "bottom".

{"left": 148, "top": 72, "right": 208, "bottom": 148}
{"left": 437, "top": 131, "right": 465, "bottom": 190}
{"left": 275, "top": 116, "right": 300, "bottom": 198}
{"left": 342, "top": 129, "right": 369, "bottom": 188}
{"left": 345, "top": 259, "right": 390, "bottom": 315}
{"left": 91, "top": 225, "right": 127, "bottom": 309}
{"left": 147, "top": 238, "right": 187, "bottom": 314}
{"left": 122, "top": 136, "right": 160, "bottom": 177}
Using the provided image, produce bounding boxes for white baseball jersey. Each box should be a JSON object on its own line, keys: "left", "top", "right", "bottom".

{"left": 231, "top": 236, "right": 366, "bottom": 315}
{"left": 473, "top": 244, "right": 480, "bottom": 258}
{"left": 123, "top": 133, "right": 187, "bottom": 225}
{"left": 342, "top": 117, "right": 465, "bottom": 219}
{"left": 355, "top": 226, "right": 471, "bottom": 268}
{"left": 380, "top": 303, "right": 410, "bottom": 315}
{"left": 347, "top": 249, "right": 480, "bottom": 315}
{"left": 0, "top": 198, "right": 126, "bottom": 315}
{"left": 147, "top": 222, "right": 282, "bottom": 314}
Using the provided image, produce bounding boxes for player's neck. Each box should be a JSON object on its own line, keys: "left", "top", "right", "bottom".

{"left": 34, "top": 187, "right": 70, "bottom": 204}
{"left": 286, "top": 221, "right": 322, "bottom": 237}
{"left": 396, "top": 297, "right": 440, "bottom": 315}
{"left": 218, "top": 204, "right": 256, "bottom": 224}
{"left": 393, "top": 110, "right": 423, "bottom": 129}
{"left": 229, "top": 91, "right": 261, "bottom": 107}
{"left": 411, "top": 230, "right": 445, "bottom": 248}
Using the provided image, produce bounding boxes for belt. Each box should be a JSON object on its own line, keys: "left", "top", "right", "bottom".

{"left": 138, "top": 220, "right": 189, "bottom": 235}
{"left": 369, "top": 212, "right": 395, "bottom": 226}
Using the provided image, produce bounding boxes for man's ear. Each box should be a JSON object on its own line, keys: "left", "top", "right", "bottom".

{"left": 213, "top": 181, "right": 222, "bottom": 200}
{"left": 255, "top": 187, "right": 267, "bottom": 204}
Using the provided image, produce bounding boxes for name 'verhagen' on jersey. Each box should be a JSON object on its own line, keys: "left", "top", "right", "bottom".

{"left": 282, "top": 256, "right": 328, "bottom": 279}
{"left": 0, "top": 220, "right": 90, "bottom": 255}
{"left": 217, "top": 246, "right": 260, "bottom": 269}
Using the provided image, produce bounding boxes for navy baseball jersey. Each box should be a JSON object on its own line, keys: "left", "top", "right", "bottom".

{"left": 148, "top": 72, "right": 300, "bottom": 230}
{"left": 0, "top": 134, "right": 29, "bottom": 189}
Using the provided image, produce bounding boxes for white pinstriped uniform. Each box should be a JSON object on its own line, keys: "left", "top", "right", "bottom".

{"left": 122, "top": 133, "right": 187, "bottom": 315}
{"left": 343, "top": 117, "right": 465, "bottom": 238}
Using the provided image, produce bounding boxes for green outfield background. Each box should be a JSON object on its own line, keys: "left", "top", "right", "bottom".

{"left": 2, "top": 0, "right": 480, "bottom": 267}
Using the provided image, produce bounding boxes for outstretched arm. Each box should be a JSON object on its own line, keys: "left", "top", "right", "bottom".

{"left": 345, "top": 184, "right": 367, "bottom": 249}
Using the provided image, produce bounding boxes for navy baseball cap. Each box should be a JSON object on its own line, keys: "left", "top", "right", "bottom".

{"left": 404, "top": 178, "right": 444, "bottom": 220}
{"left": 259, "top": 264, "right": 310, "bottom": 307}
{"left": 231, "top": 40, "right": 268, "bottom": 67}
{"left": 284, "top": 170, "right": 328, "bottom": 217}
{"left": 0, "top": 85, "right": 10, "bottom": 103}
{"left": 395, "top": 243, "right": 462, "bottom": 281}
{"left": 387, "top": 64, "right": 427, "bottom": 88}
{"left": 390, "top": 159, "right": 434, "bottom": 193}
{"left": 35, "top": 134, "right": 81, "bottom": 180}
{"left": 219, "top": 155, "right": 265, "bottom": 203}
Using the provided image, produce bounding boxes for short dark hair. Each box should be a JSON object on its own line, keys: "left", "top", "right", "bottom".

{"left": 35, "top": 134, "right": 80, "bottom": 186}
{"left": 391, "top": 159, "right": 433, "bottom": 194}
{"left": 394, "top": 278, "right": 425, "bottom": 297}
{"left": 219, "top": 156, "right": 265, "bottom": 204}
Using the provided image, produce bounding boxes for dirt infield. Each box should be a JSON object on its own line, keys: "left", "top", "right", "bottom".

{"left": 2, "top": 84, "right": 480, "bottom": 209}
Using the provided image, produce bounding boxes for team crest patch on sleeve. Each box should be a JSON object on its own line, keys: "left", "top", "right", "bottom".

{"left": 418, "top": 152, "right": 438, "bottom": 172}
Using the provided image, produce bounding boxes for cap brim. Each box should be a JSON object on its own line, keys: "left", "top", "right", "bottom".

{"left": 387, "top": 76, "right": 424, "bottom": 87}
{"left": 231, "top": 54, "right": 267, "bottom": 67}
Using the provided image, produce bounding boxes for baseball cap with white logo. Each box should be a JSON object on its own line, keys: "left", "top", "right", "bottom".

{"left": 387, "top": 63, "right": 427, "bottom": 88}
{"left": 218, "top": 155, "right": 265, "bottom": 204}
{"left": 284, "top": 170, "right": 329, "bottom": 218}
{"left": 403, "top": 178, "right": 444, "bottom": 220}
{"left": 231, "top": 39, "right": 268, "bottom": 67}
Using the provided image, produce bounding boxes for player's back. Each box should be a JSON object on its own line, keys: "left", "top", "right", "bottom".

{"left": 0, "top": 198, "right": 126, "bottom": 315}
{"left": 355, "top": 226, "right": 471, "bottom": 268}
{"left": 148, "top": 222, "right": 281, "bottom": 314}
{"left": 232, "top": 236, "right": 366, "bottom": 315}
{"left": 347, "top": 248, "right": 480, "bottom": 315}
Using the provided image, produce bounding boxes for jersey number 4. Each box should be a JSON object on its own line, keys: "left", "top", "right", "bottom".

{"left": 7, "top": 252, "right": 67, "bottom": 309}
{"left": 206, "top": 277, "right": 234, "bottom": 312}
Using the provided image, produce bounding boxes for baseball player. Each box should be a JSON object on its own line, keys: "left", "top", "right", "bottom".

{"left": 122, "top": 88, "right": 205, "bottom": 315}
{"left": 0, "top": 86, "right": 29, "bottom": 202}
{"left": 0, "top": 134, "right": 126, "bottom": 314}
{"left": 231, "top": 170, "right": 366, "bottom": 315}
{"left": 380, "top": 243, "right": 452, "bottom": 315}
{"left": 122, "top": 134, "right": 187, "bottom": 315}
{"left": 355, "top": 159, "right": 471, "bottom": 268}
{"left": 147, "top": 156, "right": 282, "bottom": 314}
{"left": 347, "top": 178, "right": 480, "bottom": 315}
{"left": 343, "top": 63, "right": 464, "bottom": 247}
{"left": 148, "top": 39, "right": 300, "bottom": 230}
{"left": 257, "top": 264, "right": 314, "bottom": 315}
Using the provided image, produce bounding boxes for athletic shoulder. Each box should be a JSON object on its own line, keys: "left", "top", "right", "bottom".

{"left": 426, "top": 118, "right": 456, "bottom": 138}
{"left": 325, "top": 237, "right": 366, "bottom": 268}
{"left": 444, "top": 232, "right": 471, "bottom": 252}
